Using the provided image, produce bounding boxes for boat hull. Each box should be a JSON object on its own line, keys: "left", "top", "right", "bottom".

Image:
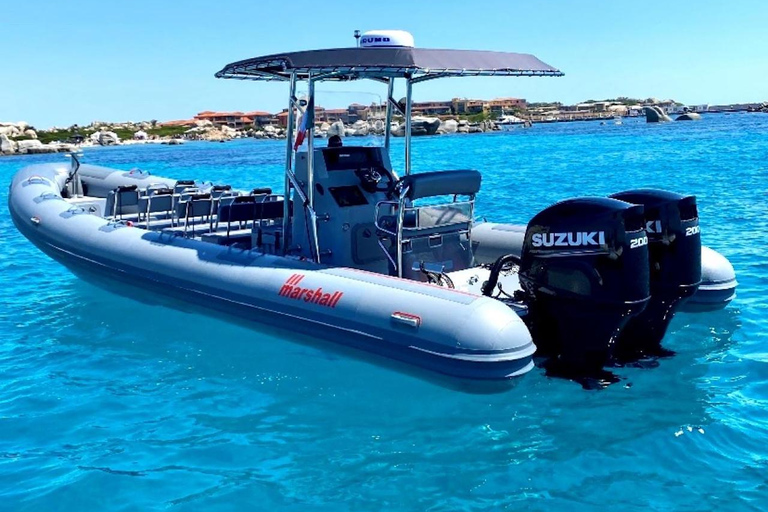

{"left": 9, "top": 163, "right": 536, "bottom": 382}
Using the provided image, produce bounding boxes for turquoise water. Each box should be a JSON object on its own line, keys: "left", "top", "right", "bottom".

{"left": 1, "top": 114, "right": 766, "bottom": 511}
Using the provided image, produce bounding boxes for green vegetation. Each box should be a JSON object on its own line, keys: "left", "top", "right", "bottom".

{"left": 456, "top": 111, "right": 497, "bottom": 122}
{"left": 528, "top": 101, "right": 562, "bottom": 108}
{"left": 34, "top": 125, "right": 189, "bottom": 144}
{"left": 581, "top": 97, "right": 645, "bottom": 105}
{"left": 35, "top": 128, "right": 95, "bottom": 144}
{"left": 146, "top": 125, "right": 189, "bottom": 138}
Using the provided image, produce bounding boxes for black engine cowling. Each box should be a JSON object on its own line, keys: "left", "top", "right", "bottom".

{"left": 518, "top": 197, "right": 651, "bottom": 372}
{"left": 609, "top": 189, "right": 702, "bottom": 359}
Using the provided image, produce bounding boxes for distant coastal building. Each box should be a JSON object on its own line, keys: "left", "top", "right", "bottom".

{"left": 276, "top": 106, "right": 327, "bottom": 128}
{"left": 451, "top": 98, "right": 486, "bottom": 114}
{"left": 324, "top": 108, "right": 349, "bottom": 123}
{"left": 486, "top": 97, "right": 527, "bottom": 113}
{"left": 163, "top": 95, "right": 712, "bottom": 130}
{"left": 413, "top": 101, "right": 454, "bottom": 115}
{"left": 194, "top": 111, "right": 243, "bottom": 128}
{"left": 449, "top": 98, "right": 528, "bottom": 115}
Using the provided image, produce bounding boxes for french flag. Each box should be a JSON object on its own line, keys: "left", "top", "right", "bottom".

{"left": 293, "top": 96, "right": 314, "bottom": 151}
{"left": 293, "top": 110, "right": 309, "bottom": 151}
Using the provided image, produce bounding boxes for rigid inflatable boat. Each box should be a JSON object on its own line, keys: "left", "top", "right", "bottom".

{"left": 9, "top": 31, "right": 737, "bottom": 381}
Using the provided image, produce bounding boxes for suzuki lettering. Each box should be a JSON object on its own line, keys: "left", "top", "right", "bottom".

{"left": 646, "top": 220, "right": 663, "bottom": 234}
{"left": 278, "top": 274, "right": 343, "bottom": 308}
{"left": 530, "top": 231, "right": 606, "bottom": 248}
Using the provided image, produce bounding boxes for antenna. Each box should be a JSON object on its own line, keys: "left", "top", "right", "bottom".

{"left": 354, "top": 30, "right": 361, "bottom": 47}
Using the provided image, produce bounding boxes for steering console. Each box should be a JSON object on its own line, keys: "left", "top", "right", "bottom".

{"left": 355, "top": 167, "right": 395, "bottom": 195}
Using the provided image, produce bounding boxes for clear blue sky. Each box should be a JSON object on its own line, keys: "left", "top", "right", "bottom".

{"left": 3, "top": 0, "right": 766, "bottom": 128}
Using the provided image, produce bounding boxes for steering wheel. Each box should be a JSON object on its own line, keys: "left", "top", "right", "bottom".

{"left": 355, "top": 166, "right": 396, "bottom": 195}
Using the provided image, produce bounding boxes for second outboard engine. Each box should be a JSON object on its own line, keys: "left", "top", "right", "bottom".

{"left": 609, "top": 190, "right": 702, "bottom": 360}
{"left": 517, "top": 198, "right": 652, "bottom": 373}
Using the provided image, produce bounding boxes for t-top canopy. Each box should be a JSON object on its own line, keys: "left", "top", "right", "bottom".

{"left": 215, "top": 47, "right": 563, "bottom": 83}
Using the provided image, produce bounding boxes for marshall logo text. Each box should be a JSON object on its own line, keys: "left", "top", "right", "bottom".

{"left": 278, "top": 274, "right": 343, "bottom": 308}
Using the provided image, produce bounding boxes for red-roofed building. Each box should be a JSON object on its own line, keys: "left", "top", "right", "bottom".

{"left": 193, "top": 110, "right": 277, "bottom": 128}
{"left": 276, "top": 111, "right": 290, "bottom": 127}
{"left": 324, "top": 108, "right": 349, "bottom": 123}
{"left": 276, "top": 106, "right": 327, "bottom": 127}
{"left": 413, "top": 101, "right": 453, "bottom": 115}
{"left": 486, "top": 97, "right": 527, "bottom": 113}
{"left": 244, "top": 111, "right": 275, "bottom": 126}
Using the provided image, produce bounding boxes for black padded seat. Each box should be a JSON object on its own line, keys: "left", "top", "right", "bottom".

{"left": 138, "top": 188, "right": 174, "bottom": 227}
{"left": 399, "top": 170, "right": 481, "bottom": 200}
{"left": 219, "top": 199, "right": 290, "bottom": 222}
{"left": 218, "top": 199, "right": 292, "bottom": 239}
{"left": 173, "top": 180, "right": 196, "bottom": 193}
{"left": 107, "top": 185, "right": 140, "bottom": 219}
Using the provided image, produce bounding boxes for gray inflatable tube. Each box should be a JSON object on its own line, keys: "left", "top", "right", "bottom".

{"left": 9, "top": 163, "right": 535, "bottom": 381}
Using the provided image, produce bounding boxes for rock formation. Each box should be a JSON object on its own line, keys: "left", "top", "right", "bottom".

{"left": 90, "top": 130, "right": 120, "bottom": 146}
{"left": 643, "top": 106, "right": 672, "bottom": 123}
{"left": 327, "top": 121, "right": 345, "bottom": 138}
{"left": 675, "top": 112, "right": 702, "bottom": 121}
{"left": 0, "top": 134, "right": 15, "bottom": 154}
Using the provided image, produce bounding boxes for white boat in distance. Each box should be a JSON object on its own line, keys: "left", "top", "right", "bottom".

{"left": 496, "top": 110, "right": 529, "bottom": 130}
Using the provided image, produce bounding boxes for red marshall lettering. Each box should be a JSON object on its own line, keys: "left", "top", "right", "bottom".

{"left": 278, "top": 274, "right": 343, "bottom": 308}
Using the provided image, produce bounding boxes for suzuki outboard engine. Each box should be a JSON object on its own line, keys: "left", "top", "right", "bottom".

{"left": 609, "top": 190, "right": 702, "bottom": 360}
{"left": 517, "top": 198, "right": 652, "bottom": 372}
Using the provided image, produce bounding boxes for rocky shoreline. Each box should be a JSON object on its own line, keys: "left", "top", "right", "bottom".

{"left": 1, "top": 116, "right": 501, "bottom": 157}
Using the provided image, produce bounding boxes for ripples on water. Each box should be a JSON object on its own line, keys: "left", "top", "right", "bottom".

{"left": 1, "top": 114, "right": 766, "bottom": 511}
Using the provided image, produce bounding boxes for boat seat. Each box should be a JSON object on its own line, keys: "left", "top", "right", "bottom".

{"left": 141, "top": 183, "right": 174, "bottom": 196}
{"left": 218, "top": 199, "right": 291, "bottom": 239}
{"left": 398, "top": 170, "right": 481, "bottom": 200}
{"left": 376, "top": 170, "right": 480, "bottom": 279}
{"left": 400, "top": 232, "right": 473, "bottom": 281}
{"left": 138, "top": 188, "right": 174, "bottom": 228}
{"left": 210, "top": 185, "right": 233, "bottom": 198}
{"left": 208, "top": 188, "right": 239, "bottom": 224}
{"left": 173, "top": 180, "right": 196, "bottom": 194}
{"left": 106, "top": 185, "right": 140, "bottom": 219}
{"left": 384, "top": 206, "right": 474, "bottom": 280}
{"left": 180, "top": 194, "right": 213, "bottom": 235}
{"left": 376, "top": 210, "right": 417, "bottom": 232}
